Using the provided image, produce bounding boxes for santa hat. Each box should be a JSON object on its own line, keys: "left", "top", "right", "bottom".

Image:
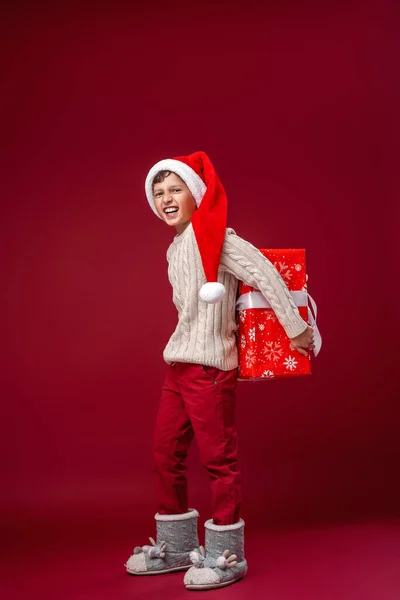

{"left": 145, "top": 151, "right": 227, "bottom": 304}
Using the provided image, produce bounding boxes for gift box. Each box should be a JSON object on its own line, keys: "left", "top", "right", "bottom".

{"left": 236, "top": 249, "right": 321, "bottom": 381}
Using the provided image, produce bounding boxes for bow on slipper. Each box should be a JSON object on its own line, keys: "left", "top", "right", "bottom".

{"left": 189, "top": 546, "right": 238, "bottom": 569}
{"left": 133, "top": 537, "right": 167, "bottom": 559}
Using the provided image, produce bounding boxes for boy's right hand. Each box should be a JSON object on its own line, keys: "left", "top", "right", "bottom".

{"left": 290, "top": 326, "right": 315, "bottom": 357}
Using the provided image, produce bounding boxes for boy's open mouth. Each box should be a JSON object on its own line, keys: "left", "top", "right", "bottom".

{"left": 164, "top": 207, "right": 179, "bottom": 217}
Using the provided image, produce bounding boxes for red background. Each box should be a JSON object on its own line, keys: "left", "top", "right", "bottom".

{"left": 1, "top": 0, "right": 399, "bottom": 595}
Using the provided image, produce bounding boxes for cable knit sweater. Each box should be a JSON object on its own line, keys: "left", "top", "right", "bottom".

{"left": 163, "top": 222, "right": 308, "bottom": 370}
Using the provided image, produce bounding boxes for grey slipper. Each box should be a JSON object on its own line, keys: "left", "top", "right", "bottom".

{"left": 125, "top": 508, "right": 199, "bottom": 575}
{"left": 184, "top": 518, "right": 248, "bottom": 590}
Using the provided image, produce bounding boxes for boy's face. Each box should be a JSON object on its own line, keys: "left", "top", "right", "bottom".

{"left": 153, "top": 172, "right": 197, "bottom": 234}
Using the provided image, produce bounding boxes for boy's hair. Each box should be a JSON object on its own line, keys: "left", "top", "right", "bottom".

{"left": 152, "top": 170, "right": 172, "bottom": 187}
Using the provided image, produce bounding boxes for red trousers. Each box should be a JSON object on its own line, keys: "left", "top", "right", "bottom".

{"left": 153, "top": 362, "right": 242, "bottom": 525}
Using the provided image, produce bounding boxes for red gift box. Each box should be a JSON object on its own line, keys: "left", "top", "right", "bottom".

{"left": 236, "top": 249, "right": 320, "bottom": 381}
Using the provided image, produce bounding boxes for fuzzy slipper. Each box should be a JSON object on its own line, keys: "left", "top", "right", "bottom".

{"left": 125, "top": 508, "right": 199, "bottom": 575}
{"left": 184, "top": 518, "right": 248, "bottom": 590}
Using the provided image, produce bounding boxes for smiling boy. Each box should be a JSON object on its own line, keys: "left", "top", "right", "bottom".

{"left": 154, "top": 171, "right": 195, "bottom": 234}
{"left": 125, "top": 152, "right": 314, "bottom": 591}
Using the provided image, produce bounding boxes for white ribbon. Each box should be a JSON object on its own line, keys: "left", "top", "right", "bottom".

{"left": 236, "top": 291, "right": 322, "bottom": 357}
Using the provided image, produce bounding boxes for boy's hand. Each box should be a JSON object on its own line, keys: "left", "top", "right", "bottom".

{"left": 290, "top": 326, "right": 315, "bottom": 357}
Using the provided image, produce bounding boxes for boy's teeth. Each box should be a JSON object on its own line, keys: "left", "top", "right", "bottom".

{"left": 165, "top": 208, "right": 178, "bottom": 214}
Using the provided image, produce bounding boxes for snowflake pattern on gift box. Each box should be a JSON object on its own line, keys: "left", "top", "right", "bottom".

{"left": 245, "top": 349, "right": 256, "bottom": 368}
{"left": 263, "top": 341, "right": 283, "bottom": 361}
{"left": 265, "top": 311, "right": 277, "bottom": 322}
{"left": 239, "top": 310, "right": 247, "bottom": 323}
{"left": 274, "top": 261, "right": 292, "bottom": 283}
{"left": 241, "top": 335, "right": 246, "bottom": 349}
{"left": 283, "top": 355, "right": 298, "bottom": 371}
{"left": 237, "top": 248, "right": 311, "bottom": 379}
{"left": 260, "top": 370, "right": 275, "bottom": 379}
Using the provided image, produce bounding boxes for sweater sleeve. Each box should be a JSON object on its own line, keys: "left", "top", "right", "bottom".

{"left": 219, "top": 229, "right": 308, "bottom": 339}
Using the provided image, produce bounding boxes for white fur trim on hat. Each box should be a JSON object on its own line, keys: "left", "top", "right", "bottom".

{"left": 155, "top": 508, "right": 199, "bottom": 521}
{"left": 145, "top": 159, "right": 207, "bottom": 218}
{"left": 204, "top": 518, "right": 245, "bottom": 532}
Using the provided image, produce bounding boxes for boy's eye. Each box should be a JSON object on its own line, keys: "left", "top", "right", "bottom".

{"left": 154, "top": 188, "right": 180, "bottom": 197}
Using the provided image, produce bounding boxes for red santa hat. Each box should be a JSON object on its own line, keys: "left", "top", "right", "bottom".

{"left": 145, "top": 151, "right": 227, "bottom": 304}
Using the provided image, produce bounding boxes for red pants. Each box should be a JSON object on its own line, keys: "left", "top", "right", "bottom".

{"left": 153, "top": 362, "right": 242, "bottom": 525}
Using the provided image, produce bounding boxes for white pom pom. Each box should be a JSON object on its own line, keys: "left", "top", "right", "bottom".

{"left": 199, "top": 282, "right": 226, "bottom": 304}
{"left": 190, "top": 550, "right": 202, "bottom": 566}
{"left": 216, "top": 556, "right": 227, "bottom": 569}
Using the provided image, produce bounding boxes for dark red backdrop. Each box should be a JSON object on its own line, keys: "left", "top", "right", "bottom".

{"left": 1, "top": 0, "right": 398, "bottom": 551}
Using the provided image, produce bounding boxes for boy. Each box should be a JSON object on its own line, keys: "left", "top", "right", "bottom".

{"left": 125, "top": 151, "right": 314, "bottom": 591}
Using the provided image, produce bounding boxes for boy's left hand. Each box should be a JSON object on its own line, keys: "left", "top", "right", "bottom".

{"left": 290, "top": 326, "right": 315, "bottom": 357}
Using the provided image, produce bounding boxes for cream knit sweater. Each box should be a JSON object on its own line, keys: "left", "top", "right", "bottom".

{"left": 163, "top": 222, "right": 308, "bottom": 371}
